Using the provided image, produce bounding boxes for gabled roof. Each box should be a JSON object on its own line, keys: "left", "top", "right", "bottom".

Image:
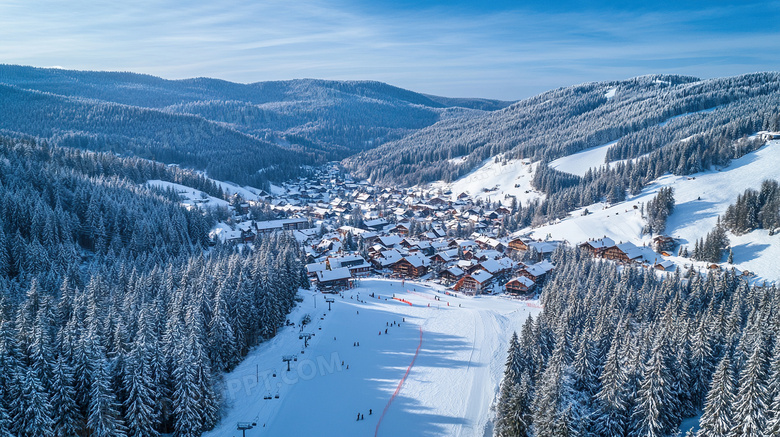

{"left": 469, "top": 270, "right": 493, "bottom": 284}
{"left": 403, "top": 253, "right": 430, "bottom": 268}
{"left": 316, "top": 267, "right": 352, "bottom": 282}
{"left": 581, "top": 237, "right": 616, "bottom": 249}
{"left": 507, "top": 276, "right": 535, "bottom": 287}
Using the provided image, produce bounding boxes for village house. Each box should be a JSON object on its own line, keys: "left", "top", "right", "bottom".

{"left": 454, "top": 270, "right": 494, "bottom": 295}
{"left": 518, "top": 260, "right": 555, "bottom": 283}
{"left": 315, "top": 268, "right": 353, "bottom": 290}
{"left": 391, "top": 253, "right": 430, "bottom": 278}
{"left": 505, "top": 276, "right": 535, "bottom": 296}
{"left": 439, "top": 266, "right": 464, "bottom": 284}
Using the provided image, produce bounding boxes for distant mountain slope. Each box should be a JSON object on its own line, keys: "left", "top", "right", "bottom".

{"left": 344, "top": 73, "right": 780, "bottom": 187}
{"left": 0, "top": 65, "right": 511, "bottom": 186}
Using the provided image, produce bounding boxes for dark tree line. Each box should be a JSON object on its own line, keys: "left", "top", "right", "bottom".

{"left": 495, "top": 247, "right": 780, "bottom": 437}
{"left": 0, "top": 135, "right": 307, "bottom": 436}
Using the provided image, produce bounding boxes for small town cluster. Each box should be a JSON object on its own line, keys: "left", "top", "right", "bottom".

{"left": 209, "top": 165, "right": 680, "bottom": 296}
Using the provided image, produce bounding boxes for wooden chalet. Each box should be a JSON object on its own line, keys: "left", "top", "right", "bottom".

{"left": 578, "top": 237, "right": 616, "bottom": 257}
{"left": 315, "top": 268, "right": 352, "bottom": 290}
{"left": 505, "top": 276, "right": 535, "bottom": 296}
{"left": 518, "top": 261, "right": 555, "bottom": 283}
{"left": 439, "top": 266, "right": 464, "bottom": 284}
{"left": 391, "top": 255, "right": 429, "bottom": 278}
{"left": 453, "top": 270, "right": 493, "bottom": 295}
{"left": 507, "top": 237, "right": 530, "bottom": 252}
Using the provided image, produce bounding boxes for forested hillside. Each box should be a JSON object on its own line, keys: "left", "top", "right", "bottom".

{"left": 0, "top": 135, "right": 307, "bottom": 436}
{"left": 0, "top": 65, "right": 511, "bottom": 188}
{"left": 495, "top": 247, "right": 780, "bottom": 437}
{"left": 344, "top": 73, "right": 780, "bottom": 227}
{"left": 345, "top": 73, "right": 780, "bottom": 185}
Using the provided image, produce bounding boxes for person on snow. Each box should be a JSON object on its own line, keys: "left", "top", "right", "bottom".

{"left": 385, "top": 328, "right": 387, "bottom": 334}
{"left": 369, "top": 409, "right": 372, "bottom": 415}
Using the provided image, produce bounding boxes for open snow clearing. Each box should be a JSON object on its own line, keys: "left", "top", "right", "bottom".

{"left": 203, "top": 279, "right": 541, "bottom": 437}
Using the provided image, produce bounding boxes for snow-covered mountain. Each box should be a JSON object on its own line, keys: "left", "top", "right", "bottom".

{"left": 0, "top": 65, "right": 512, "bottom": 188}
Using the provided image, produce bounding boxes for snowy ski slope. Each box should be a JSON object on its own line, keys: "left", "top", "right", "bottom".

{"left": 204, "top": 279, "right": 541, "bottom": 437}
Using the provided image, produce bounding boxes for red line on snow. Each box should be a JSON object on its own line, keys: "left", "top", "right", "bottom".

{"left": 392, "top": 297, "right": 413, "bottom": 306}
{"left": 374, "top": 326, "right": 423, "bottom": 437}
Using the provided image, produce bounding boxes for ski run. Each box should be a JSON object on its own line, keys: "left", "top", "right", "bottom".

{"left": 204, "top": 279, "right": 541, "bottom": 437}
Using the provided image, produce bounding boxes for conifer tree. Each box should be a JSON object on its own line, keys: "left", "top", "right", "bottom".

{"left": 698, "top": 356, "right": 735, "bottom": 437}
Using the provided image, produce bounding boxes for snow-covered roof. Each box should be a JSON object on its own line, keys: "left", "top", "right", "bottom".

{"left": 470, "top": 270, "right": 493, "bottom": 284}
{"left": 582, "top": 237, "right": 616, "bottom": 249}
{"left": 446, "top": 266, "right": 464, "bottom": 277}
{"left": 316, "top": 267, "right": 352, "bottom": 282}
{"left": 508, "top": 276, "right": 535, "bottom": 287}
{"left": 306, "top": 262, "right": 327, "bottom": 274}
{"left": 403, "top": 253, "right": 430, "bottom": 268}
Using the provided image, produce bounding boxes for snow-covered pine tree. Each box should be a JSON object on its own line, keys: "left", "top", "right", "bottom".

{"left": 697, "top": 355, "right": 735, "bottom": 437}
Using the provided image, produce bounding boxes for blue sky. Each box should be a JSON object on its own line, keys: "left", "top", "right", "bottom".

{"left": 1, "top": 0, "right": 778, "bottom": 99}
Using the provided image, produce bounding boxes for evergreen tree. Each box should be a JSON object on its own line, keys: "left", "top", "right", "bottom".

{"left": 698, "top": 356, "right": 735, "bottom": 437}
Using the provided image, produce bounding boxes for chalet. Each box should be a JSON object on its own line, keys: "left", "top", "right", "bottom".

{"left": 603, "top": 242, "right": 643, "bottom": 263}
{"left": 240, "top": 229, "right": 256, "bottom": 243}
{"left": 315, "top": 268, "right": 352, "bottom": 290}
{"left": 430, "top": 249, "right": 458, "bottom": 264}
{"left": 654, "top": 260, "right": 675, "bottom": 271}
{"left": 254, "top": 218, "right": 311, "bottom": 235}
{"left": 479, "top": 257, "right": 514, "bottom": 277}
{"left": 454, "top": 270, "right": 494, "bottom": 295}
{"left": 475, "top": 236, "right": 505, "bottom": 252}
{"left": 377, "top": 235, "right": 403, "bottom": 249}
{"left": 652, "top": 235, "right": 677, "bottom": 253}
{"left": 373, "top": 249, "right": 403, "bottom": 269}
{"left": 363, "top": 218, "right": 389, "bottom": 231}
{"left": 518, "top": 260, "right": 555, "bottom": 283}
{"left": 391, "top": 223, "right": 410, "bottom": 235}
{"left": 579, "top": 237, "right": 616, "bottom": 256}
{"left": 391, "top": 254, "right": 430, "bottom": 278}
{"left": 507, "top": 237, "right": 530, "bottom": 252}
{"left": 305, "top": 261, "right": 328, "bottom": 278}
{"left": 428, "top": 197, "right": 448, "bottom": 207}
{"left": 505, "top": 276, "right": 535, "bottom": 296}
{"left": 439, "top": 266, "right": 464, "bottom": 284}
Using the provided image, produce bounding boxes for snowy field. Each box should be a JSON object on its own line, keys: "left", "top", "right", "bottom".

{"left": 439, "top": 157, "right": 544, "bottom": 204}
{"left": 204, "top": 279, "right": 541, "bottom": 437}
{"left": 527, "top": 140, "right": 780, "bottom": 283}
{"left": 146, "top": 180, "right": 229, "bottom": 209}
{"left": 547, "top": 140, "right": 617, "bottom": 177}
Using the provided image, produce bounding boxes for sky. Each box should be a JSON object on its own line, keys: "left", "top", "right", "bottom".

{"left": 1, "top": 0, "right": 779, "bottom": 100}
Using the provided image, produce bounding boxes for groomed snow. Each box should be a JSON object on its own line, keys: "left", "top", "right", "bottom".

{"left": 213, "top": 180, "right": 263, "bottom": 201}
{"left": 441, "top": 157, "right": 544, "bottom": 204}
{"left": 547, "top": 140, "right": 617, "bottom": 177}
{"left": 204, "top": 279, "right": 541, "bottom": 437}
{"left": 146, "top": 180, "right": 229, "bottom": 209}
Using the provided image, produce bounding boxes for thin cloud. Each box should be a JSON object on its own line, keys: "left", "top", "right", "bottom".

{"left": 0, "top": 0, "right": 777, "bottom": 99}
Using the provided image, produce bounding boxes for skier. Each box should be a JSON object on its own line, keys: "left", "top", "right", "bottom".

{"left": 385, "top": 328, "right": 387, "bottom": 334}
{"left": 403, "top": 318, "right": 405, "bottom": 322}
{"left": 361, "top": 414, "right": 364, "bottom": 420}
{"left": 357, "top": 413, "right": 360, "bottom": 421}
{"left": 357, "top": 342, "right": 359, "bottom": 346}
{"left": 353, "top": 342, "right": 356, "bottom": 347}
{"left": 369, "top": 409, "right": 373, "bottom": 415}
